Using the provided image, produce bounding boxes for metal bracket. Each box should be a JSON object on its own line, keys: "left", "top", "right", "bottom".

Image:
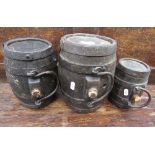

{"left": 28, "top": 77, "right": 43, "bottom": 105}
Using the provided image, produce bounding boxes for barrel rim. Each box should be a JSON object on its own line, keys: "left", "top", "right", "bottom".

{"left": 3, "top": 37, "right": 53, "bottom": 60}
{"left": 118, "top": 58, "right": 151, "bottom": 74}
{"left": 60, "top": 33, "right": 117, "bottom": 56}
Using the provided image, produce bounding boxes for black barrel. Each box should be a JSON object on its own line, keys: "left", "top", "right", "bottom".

{"left": 58, "top": 33, "right": 117, "bottom": 113}
{"left": 3, "top": 38, "right": 58, "bottom": 108}
{"left": 109, "top": 58, "right": 151, "bottom": 108}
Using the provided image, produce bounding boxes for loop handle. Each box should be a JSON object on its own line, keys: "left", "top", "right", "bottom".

{"left": 127, "top": 86, "right": 151, "bottom": 108}
{"left": 87, "top": 69, "right": 114, "bottom": 108}
{"left": 28, "top": 71, "right": 58, "bottom": 106}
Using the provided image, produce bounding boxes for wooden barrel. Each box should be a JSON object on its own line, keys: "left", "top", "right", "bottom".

{"left": 3, "top": 38, "right": 58, "bottom": 108}
{"left": 109, "top": 58, "right": 151, "bottom": 108}
{"left": 58, "top": 33, "right": 117, "bottom": 113}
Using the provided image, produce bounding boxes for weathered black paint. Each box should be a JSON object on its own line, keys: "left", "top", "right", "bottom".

{"left": 58, "top": 33, "right": 117, "bottom": 113}
{"left": 109, "top": 58, "right": 151, "bottom": 108}
{"left": 3, "top": 38, "right": 58, "bottom": 108}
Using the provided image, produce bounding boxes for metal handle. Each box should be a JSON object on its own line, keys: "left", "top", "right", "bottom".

{"left": 28, "top": 71, "right": 58, "bottom": 106}
{"left": 87, "top": 70, "right": 114, "bottom": 108}
{"left": 127, "top": 86, "right": 152, "bottom": 108}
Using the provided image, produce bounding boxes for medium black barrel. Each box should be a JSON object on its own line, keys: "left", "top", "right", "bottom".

{"left": 109, "top": 58, "right": 151, "bottom": 108}
{"left": 3, "top": 38, "right": 58, "bottom": 108}
{"left": 58, "top": 33, "right": 117, "bottom": 113}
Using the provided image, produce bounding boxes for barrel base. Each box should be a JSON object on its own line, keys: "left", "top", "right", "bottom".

{"left": 14, "top": 94, "right": 55, "bottom": 109}
{"left": 61, "top": 93, "right": 103, "bottom": 113}
{"left": 20, "top": 101, "right": 42, "bottom": 109}
{"left": 68, "top": 101, "right": 102, "bottom": 113}
{"left": 108, "top": 96, "right": 130, "bottom": 109}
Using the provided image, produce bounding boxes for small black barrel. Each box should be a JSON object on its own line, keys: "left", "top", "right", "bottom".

{"left": 58, "top": 33, "right": 117, "bottom": 113}
{"left": 109, "top": 58, "right": 151, "bottom": 108}
{"left": 3, "top": 38, "right": 58, "bottom": 108}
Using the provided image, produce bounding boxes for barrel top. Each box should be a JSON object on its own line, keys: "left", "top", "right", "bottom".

{"left": 3, "top": 38, "right": 53, "bottom": 60}
{"left": 118, "top": 58, "right": 151, "bottom": 76}
{"left": 60, "top": 33, "right": 117, "bottom": 56}
{"left": 67, "top": 35, "right": 111, "bottom": 46}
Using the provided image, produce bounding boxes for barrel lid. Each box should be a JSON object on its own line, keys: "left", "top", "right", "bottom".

{"left": 60, "top": 33, "right": 117, "bottom": 56}
{"left": 117, "top": 58, "right": 151, "bottom": 77}
{"left": 3, "top": 38, "right": 53, "bottom": 60}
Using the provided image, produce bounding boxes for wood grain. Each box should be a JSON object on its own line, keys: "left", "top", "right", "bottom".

{"left": 0, "top": 27, "right": 155, "bottom": 83}
{"left": 71, "top": 27, "right": 155, "bottom": 66}
{"left": 0, "top": 27, "right": 155, "bottom": 65}
{"left": 0, "top": 63, "right": 6, "bottom": 82}
{"left": 0, "top": 27, "right": 66, "bottom": 62}
{"left": 0, "top": 82, "right": 154, "bottom": 127}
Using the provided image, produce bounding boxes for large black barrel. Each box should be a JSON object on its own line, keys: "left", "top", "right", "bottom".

{"left": 3, "top": 38, "right": 58, "bottom": 108}
{"left": 58, "top": 33, "right": 117, "bottom": 113}
{"left": 109, "top": 58, "right": 151, "bottom": 108}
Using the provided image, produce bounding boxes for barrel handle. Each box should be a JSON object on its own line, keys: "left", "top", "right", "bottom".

{"left": 127, "top": 86, "right": 152, "bottom": 108}
{"left": 28, "top": 71, "right": 59, "bottom": 106}
{"left": 87, "top": 71, "right": 114, "bottom": 108}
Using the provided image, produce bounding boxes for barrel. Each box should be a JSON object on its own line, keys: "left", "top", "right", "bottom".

{"left": 3, "top": 38, "right": 58, "bottom": 108}
{"left": 58, "top": 33, "right": 117, "bottom": 113}
{"left": 109, "top": 58, "right": 151, "bottom": 108}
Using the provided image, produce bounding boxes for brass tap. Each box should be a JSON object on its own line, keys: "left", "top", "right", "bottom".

{"left": 132, "top": 95, "right": 141, "bottom": 103}
{"left": 88, "top": 88, "right": 98, "bottom": 99}
{"left": 31, "top": 88, "right": 41, "bottom": 98}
